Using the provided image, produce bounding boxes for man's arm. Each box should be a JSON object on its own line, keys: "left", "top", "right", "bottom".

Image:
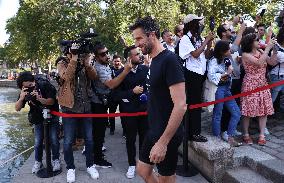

{"left": 149, "top": 82, "right": 187, "bottom": 163}
{"left": 15, "top": 88, "right": 27, "bottom": 111}
{"left": 232, "top": 22, "right": 246, "bottom": 48}
{"left": 104, "top": 62, "right": 132, "bottom": 89}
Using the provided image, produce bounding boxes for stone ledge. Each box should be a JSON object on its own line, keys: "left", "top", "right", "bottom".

{"left": 190, "top": 136, "right": 234, "bottom": 161}
{"left": 256, "top": 159, "right": 284, "bottom": 183}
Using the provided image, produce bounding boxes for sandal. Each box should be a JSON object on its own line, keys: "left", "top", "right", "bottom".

{"left": 258, "top": 135, "right": 266, "bottom": 146}
{"left": 243, "top": 135, "right": 253, "bottom": 145}
{"left": 228, "top": 137, "right": 243, "bottom": 147}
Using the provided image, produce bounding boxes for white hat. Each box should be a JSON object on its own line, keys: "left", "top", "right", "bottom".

{"left": 184, "top": 14, "right": 203, "bottom": 24}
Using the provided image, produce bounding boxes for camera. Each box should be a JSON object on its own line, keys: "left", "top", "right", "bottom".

{"left": 60, "top": 28, "right": 98, "bottom": 55}
{"left": 25, "top": 86, "right": 37, "bottom": 101}
{"left": 139, "top": 93, "right": 148, "bottom": 102}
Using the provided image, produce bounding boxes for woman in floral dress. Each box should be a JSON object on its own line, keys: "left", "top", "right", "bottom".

{"left": 241, "top": 33, "right": 276, "bottom": 146}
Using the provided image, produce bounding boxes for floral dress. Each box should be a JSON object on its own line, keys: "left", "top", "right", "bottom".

{"left": 241, "top": 53, "right": 274, "bottom": 117}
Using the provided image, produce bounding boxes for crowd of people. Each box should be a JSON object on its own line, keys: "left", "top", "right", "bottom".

{"left": 14, "top": 11, "right": 284, "bottom": 183}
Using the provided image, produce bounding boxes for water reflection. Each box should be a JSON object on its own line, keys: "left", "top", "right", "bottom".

{"left": 0, "top": 88, "right": 34, "bottom": 183}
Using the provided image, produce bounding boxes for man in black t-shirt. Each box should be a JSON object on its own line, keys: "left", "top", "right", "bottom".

{"left": 15, "top": 71, "right": 60, "bottom": 174}
{"left": 129, "top": 16, "right": 186, "bottom": 183}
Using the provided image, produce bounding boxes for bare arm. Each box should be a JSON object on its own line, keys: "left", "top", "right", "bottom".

{"left": 158, "top": 82, "right": 187, "bottom": 145}
{"left": 191, "top": 32, "right": 214, "bottom": 59}
{"left": 242, "top": 52, "right": 268, "bottom": 67}
{"left": 233, "top": 22, "right": 246, "bottom": 47}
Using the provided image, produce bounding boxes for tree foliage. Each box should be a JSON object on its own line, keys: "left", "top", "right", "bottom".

{"left": 2, "top": 0, "right": 283, "bottom": 69}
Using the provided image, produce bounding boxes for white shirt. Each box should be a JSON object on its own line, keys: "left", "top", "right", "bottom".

{"left": 270, "top": 45, "right": 284, "bottom": 76}
{"left": 163, "top": 43, "right": 175, "bottom": 52}
{"left": 179, "top": 32, "right": 207, "bottom": 75}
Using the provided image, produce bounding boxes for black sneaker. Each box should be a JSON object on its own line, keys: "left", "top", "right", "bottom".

{"left": 95, "top": 159, "right": 112, "bottom": 168}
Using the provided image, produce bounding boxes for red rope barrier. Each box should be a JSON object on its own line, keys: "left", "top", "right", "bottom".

{"left": 51, "top": 80, "right": 284, "bottom": 118}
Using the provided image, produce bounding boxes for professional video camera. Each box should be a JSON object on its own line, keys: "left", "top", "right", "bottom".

{"left": 60, "top": 28, "right": 98, "bottom": 55}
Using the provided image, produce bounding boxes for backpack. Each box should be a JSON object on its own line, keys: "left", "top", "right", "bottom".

{"left": 34, "top": 74, "right": 57, "bottom": 99}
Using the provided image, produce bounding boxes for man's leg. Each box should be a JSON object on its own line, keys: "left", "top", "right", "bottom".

{"left": 63, "top": 117, "right": 77, "bottom": 170}
{"left": 50, "top": 118, "right": 60, "bottom": 161}
{"left": 136, "top": 160, "right": 158, "bottom": 183}
{"left": 82, "top": 117, "right": 94, "bottom": 168}
{"left": 124, "top": 116, "right": 138, "bottom": 166}
{"left": 34, "top": 123, "right": 44, "bottom": 163}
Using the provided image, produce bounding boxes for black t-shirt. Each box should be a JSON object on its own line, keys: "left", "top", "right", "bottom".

{"left": 147, "top": 50, "right": 185, "bottom": 140}
{"left": 20, "top": 81, "right": 59, "bottom": 124}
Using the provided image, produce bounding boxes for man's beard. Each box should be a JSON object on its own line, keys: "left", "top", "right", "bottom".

{"left": 142, "top": 38, "right": 153, "bottom": 55}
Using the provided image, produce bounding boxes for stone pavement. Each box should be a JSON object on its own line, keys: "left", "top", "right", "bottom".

{"left": 12, "top": 119, "right": 208, "bottom": 183}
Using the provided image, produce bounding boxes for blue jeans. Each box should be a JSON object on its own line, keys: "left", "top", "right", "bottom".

{"left": 270, "top": 74, "right": 284, "bottom": 103}
{"left": 34, "top": 118, "right": 60, "bottom": 162}
{"left": 212, "top": 84, "right": 241, "bottom": 137}
{"left": 63, "top": 115, "right": 93, "bottom": 169}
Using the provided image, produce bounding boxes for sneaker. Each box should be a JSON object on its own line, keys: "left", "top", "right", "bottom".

{"left": 32, "top": 161, "right": 43, "bottom": 174}
{"left": 87, "top": 165, "right": 99, "bottom": 179}
{"left": 82, "top": 146, "right": 86, "bottom": 155}
{"left": 95, "top": 159, "right": 112, "bottom": 168}
{"left": 234, "top": 130, "right": 242, "bottom": 136}
{"left": 126, "top": 166, "right": 136, "bottom": 179}
{"left": 102, "top": 146, "right": 107, "bottom": 152}
{"left": 221, "top": 131, "right": 229, "bottom": 142}
{"left": 67, "top": 169, "right": 75, "bottom": 183}
{"left": 52, "top": 159, "right": 61, "bottom": 172}
{"left": 264, "top": 128, "right": 270, "bottom": 135}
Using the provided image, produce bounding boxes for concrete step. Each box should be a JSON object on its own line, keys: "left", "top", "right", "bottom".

{"left": 222, "top": 167, "right": 273, "bottom": 183}
{"left": 254, "top": 159, "right": 284, "bottom": 183}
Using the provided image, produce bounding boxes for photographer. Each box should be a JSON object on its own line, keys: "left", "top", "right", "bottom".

{"left": 91, "top": 43, "right": 131, "bottom": 169}
{"left": 57, "top": 44, "right": 99, "bottom": 182}
{"left": 15, "top": 71, "right": 61, "bottom": 174}
{"left": 112, "top": 45, "right": 149, "bottom": 179}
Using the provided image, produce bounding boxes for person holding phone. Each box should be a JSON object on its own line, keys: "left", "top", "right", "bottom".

{"left": 207, "top": 41, "right": 242, "bottom": 146}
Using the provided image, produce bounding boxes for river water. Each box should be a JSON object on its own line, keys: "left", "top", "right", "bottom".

{"left": 0, "top": 88, "right": 34, "bottom": 183}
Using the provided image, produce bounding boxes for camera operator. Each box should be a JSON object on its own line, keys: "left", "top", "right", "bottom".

{"left": 15, "top": 71, "right": 61, "bottom": 174}
{"left": 112, "top": 45, "right": 149, "bottom": 179}
{"left": 91, "top": 43, "right": 131, "bottom": 169}
{"left": 57, "top": 44, "right": 99, "bottom": 182}
{"left": 179, "top": 14, "right": 214, "bottom": 142}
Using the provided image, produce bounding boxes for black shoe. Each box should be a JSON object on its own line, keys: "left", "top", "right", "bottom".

{"left": 110, "top": 130, "right": 114, "bottom": 135}
{"left": 95, "top": 159, "right": 112, "bottom": 168}
{"left": 189, "top": 135, "right": 208, "bottom": 142}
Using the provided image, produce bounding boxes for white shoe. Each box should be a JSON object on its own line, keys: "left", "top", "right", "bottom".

{"left": 67, "top": 169, "right": 75, "bottom": 183}
{"left": 32, "top": 161, "right": 43, "bottom": 174}
{"left": 264, "top": 128, "right": 270, "bottom": 135}
{"left": 52, "top": 159, "right": 61, "bottom": 172}
{"left": 87, "top": 165, "right": 99, "bottom": 179}
{"left": 102, "top": 146, "right": 106, "bottom": 152}
{"left": 82, "top": 146, "right": 85, "bottom": 154}
{"left": 126, "top": 166, "right": 136, "bottom": 179}
{"left": 234, "top": 130, "right": 242, "bottom": 136}
{"left": 221, "top": 131, "right": 229, "bottom": 142}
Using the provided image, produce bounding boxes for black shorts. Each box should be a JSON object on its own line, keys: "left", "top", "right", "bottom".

{"left": 139, "top": 134, "right": 182, "bottom": 176}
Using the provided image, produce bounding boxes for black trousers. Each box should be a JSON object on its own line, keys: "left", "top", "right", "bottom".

{"left": 108, "top": 102, "right": 119, "bottom": 132}
{"left": 185, "top": 70, "right": 204, "bottom": 136}
{"left": 221, "top": 79, "right": 242, "bottom": 132}
{"left": 91, "top": 102, "right": 108, "bottom": 163}
{"left": 124, "top": 115, "right": 148, "bottom": 166}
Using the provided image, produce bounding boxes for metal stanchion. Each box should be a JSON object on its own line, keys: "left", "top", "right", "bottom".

{"left": 36, "top": 108, "right": 62, "bottom": 178}
{"left": 176, "top": 108, "right": 199, "bottom": 177}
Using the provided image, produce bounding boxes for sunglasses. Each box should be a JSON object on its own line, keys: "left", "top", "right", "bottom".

{"left": 98, "top": 50, "right": 109, "bottom": 57}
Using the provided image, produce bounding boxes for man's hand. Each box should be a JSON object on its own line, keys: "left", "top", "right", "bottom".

{"left": 133, "top": 86, "right": 143, "bottom": 94}
{"left": 31, "top": 90, "right": 44, "bottom": 104}
{"left": 83, "top": 53, "right": 93, "bottom": 67}
{"left": 19, "top": 87, "right": 28, "bottom": 100}
{"left": 205, "top": 32, "right": 215, "bottom": 43}
{"left": 124, "top": 59, "right": 132, "bottom": 72}
{"left": 149, "top": 141, "right": 167, "bottom": 164}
